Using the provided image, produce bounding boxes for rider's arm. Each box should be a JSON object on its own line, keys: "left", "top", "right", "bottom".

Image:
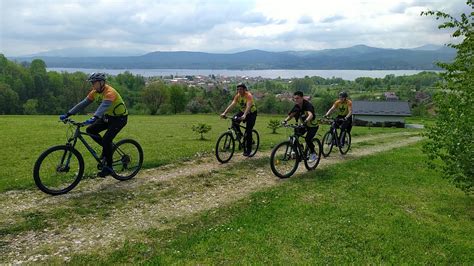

{"left": 93, "top": 100, "right": 112, "bottom": 118}
{"left": 284, "top": 113, "right": 295, "bottom": 123}
{"left": 345, "top": 101, "right": 353, "bottom": 119}
{"left": 67, "top": 98, "right": 93, "bottom": 115}
{"left": 222, "top": 100, "right": 237, "bottom": 115}
{"left": 325, "top": 104, "right": 336, "bottom": 117}
{"left": 304, "top": 112, "right": 314, "bottom": 124}
{"left": 243, "top": 97, "right": 253, "bottom": 117}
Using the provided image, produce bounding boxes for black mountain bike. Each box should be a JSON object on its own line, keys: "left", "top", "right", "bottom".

{"left": 321, "top": 118, "right": 351, "bottom": 157}
{"left": 215, "top": 115, "right": 260, "bottom": 163}
{"left": 270, "top": 124, "right": 322, "bottom": 178}
{"left": 33, "top": 118, "right": 144, "bottom": 195}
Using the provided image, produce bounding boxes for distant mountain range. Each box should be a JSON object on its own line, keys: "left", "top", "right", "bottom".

{"left": 9, "top": 45, "right": 456, "bottom": 70}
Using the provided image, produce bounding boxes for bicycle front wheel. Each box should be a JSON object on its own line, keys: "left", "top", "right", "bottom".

{"left": 270, "top": 141, "right": 299, "bottom": 179}
{"left": 33, "top": 145, "right": 84, "bottom": 195}
{"left": 246, "top": 130, "right": 260, "bottom": 157}
{"left": 322, "top": 131, "right": 334, "bottom": 157}
{"left": 304, "top": 138, "right": 322, "bottom": 171}
{"left": 215, "top": 132, "right": 235, "bottom": 163}
{"left": 111, "top": 139, "right": 144, "bottom": 181}
{"left": 338, "top": 131, "right": 351, "bottom": 155}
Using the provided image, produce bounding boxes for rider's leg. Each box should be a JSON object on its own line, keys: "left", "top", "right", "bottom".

{"left": 101, "top": 116, "right": 128, "bottom": 167}
{"left": 243, "top": 112, "right": 257, "bottom": 155}
{"left": 86, "top": 118, "right": 108, "bottom": 147}
{"left": 232, "top": 111, "right": 244, "bottom": 137}
{"left": 305, "top": 126, "right": 318, "bottom": 153}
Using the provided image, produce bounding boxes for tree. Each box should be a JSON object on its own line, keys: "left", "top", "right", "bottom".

{"left": 422, "top": 1, "right": 474, "bottom": 193}
{"left": 168, "top": 84, "right": 187, "bottom": 114}
{"left": 23, "top": 99, "right": 39, "bottom": 114}
{"left": 192, "top": 123, "right": 212, "bottom": 140}
{"left": 142, "top": 81, "right": 169, "bottom": 115}
{"left": 0, "top": 83, "right": 19, "bottom": 114}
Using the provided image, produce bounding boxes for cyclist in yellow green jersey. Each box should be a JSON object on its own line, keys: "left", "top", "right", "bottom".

{"left": 324, "top": 91, "right": 353, "bottom": 133}
{"left": 59, "top": 72, "right": 128, "bottom": 177}
{"left": 220, "top": 83, "right": 257, "bottom": 156}
{"left": 282, "top": 91, "right": 319, "bottom": 161}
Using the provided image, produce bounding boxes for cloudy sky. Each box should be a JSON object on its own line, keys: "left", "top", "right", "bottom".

{"left": 0, "top": 0, "right": 469, "bottom": 56}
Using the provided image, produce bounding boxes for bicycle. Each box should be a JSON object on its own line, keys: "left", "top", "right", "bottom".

{"left": 33, "top": 118, "right": 144, "bottom": 195}
{"left": 270, "top": 124, "right": 322, "bottom": 179}
{"left": 215, "top": 115, "right": 260, "bottom": 163}
{"left": 320, "top": 117, "right": 351, "bottom": 157}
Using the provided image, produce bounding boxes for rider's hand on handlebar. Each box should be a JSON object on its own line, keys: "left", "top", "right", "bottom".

{"left": 83, "top": 116, "right": 97, "bottom": 125}
{"left": 220, "top": 113, "right": 227, "bottom": 119}
{"left": 281, "top": 120, "right": 288, "bottom": 126}
{"left": 59, "top": 113, "right": 70, "bottom": 121}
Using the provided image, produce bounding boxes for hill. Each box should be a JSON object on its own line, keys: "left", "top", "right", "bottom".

{"left": 9, "top": 45, "right": 456, "bottom": 70}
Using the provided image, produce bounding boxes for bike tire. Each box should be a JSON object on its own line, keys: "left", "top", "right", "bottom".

{"left": 215, "top": 132, "right": 235, "bottom": 163}
{"left": 338, "top": 131, "right": 352, "bottom": 155}
{"left": 110, "top": 139, "right": 144, "bottom": 181}
{"left": 33, "top": 145, "right": 84, "bottom": 195}
{"left": 304, "top": 138, "right": 322, "bottom": 171}
{"left": 321, "top": 131, "right": 334, "bottom": 157}
{"left": 246, "top": 129, "right": 260, "bottom": 157}
{"left": 270, "top": 141, "right": 299, "bottom": 179}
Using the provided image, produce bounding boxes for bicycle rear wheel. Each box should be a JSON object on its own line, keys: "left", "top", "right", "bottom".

{"left": 304, "top": 138, "right": 322, "bottom": 171}
{"left": 338, "top": 131, "right": 351, "bottom": 155}
{"left": 322, "top": 131, "right": 334, "bottom": 157}
{"left": 245, "top": 129, "right": 260, "bottom": 157}
{"left": 33, "top": 145, "right": 84, "bottom": 195}
{"left": 215, "top": 132, "right": 235, "bottom": 163}
{"left": 110, "top": 139, "right": 144, "bottom": 181}
{"left": 270, "top": 141, "right": 299, "bottom": 178}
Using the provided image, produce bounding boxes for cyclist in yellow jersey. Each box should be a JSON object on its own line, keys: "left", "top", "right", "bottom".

{"left": 59, "top": 72, "right": 128, "bottom": 177}
{"left": 220, "top": 83, "right": 257, "bottom": 156}
{"left": 324, "top": 91, "right": 353, "bottom": 133}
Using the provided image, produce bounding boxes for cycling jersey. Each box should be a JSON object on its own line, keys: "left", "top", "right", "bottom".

{"left": 332, "top": 99, "right": 352, "bottom": 116}
{"left": 289, "top": 100, "right": 318, "bottom": 128}
{"left": 87, "top": 85, "right": 128, "bottom": 116}
{"left": 234, "top": 91, "right": 257, "bottom": 113}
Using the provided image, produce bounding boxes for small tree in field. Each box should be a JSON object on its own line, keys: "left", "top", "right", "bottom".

{"left": 268, "top": 119, "right": 281, "bottom": 134}
{"left": 192, "top": 123, "right": 212, "bottom": 140}
{"left": 421, "top": 1, "right": 474, "bottom": 194}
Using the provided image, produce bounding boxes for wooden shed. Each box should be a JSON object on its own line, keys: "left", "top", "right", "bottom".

{"left": 352, "top": 101, "right": 411, "bottom": 128}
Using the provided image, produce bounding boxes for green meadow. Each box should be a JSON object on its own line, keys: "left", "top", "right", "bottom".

{"left": 0, "top": 114, "right": 410, "bottom": 192}
{"left": 64, "top": 143, "right": 474, "bottom": 264}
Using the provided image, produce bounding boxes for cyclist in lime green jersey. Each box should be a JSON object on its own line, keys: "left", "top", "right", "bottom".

{"left": 59, "top": 72, "right": 128, "bottom": 177}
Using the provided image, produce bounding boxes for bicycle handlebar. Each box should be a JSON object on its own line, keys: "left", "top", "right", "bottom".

{"left": 282, "top": 123, "right": 306, "bottom": 129}
{"left": 60, "top": 118, "right": 85, "bottom": 127}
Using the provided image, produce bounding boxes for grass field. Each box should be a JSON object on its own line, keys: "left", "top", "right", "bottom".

{"left": 58, "top": 143, "right": 473, "bottom": 264}
{"left": 0, "top": 114, "right": 412, "bottom": 192}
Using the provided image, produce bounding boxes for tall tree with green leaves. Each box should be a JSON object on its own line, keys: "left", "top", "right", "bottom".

{"left": 142, "top": 81, "right": 169, "bottom": 115}
{"left": 422, "top": 1, "right": 474, "bottom": 193}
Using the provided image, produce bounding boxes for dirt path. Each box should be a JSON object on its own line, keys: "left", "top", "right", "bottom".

{"left": 1, "top": 132, "right": 421, "bottom": 263}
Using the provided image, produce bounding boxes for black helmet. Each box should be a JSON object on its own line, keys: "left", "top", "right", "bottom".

{"left": 87, "top": 72, "right": 106, "bottom": 82}
{"left": 339, "top": 91, "right": 348, "bottom": 98}
{"left": 236, "top": 82, "right": 247, "bottom": 90}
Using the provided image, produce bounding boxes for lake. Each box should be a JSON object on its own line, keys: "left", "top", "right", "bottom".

{"left": 47, "top": 68, "right": 437, "bottom": 81}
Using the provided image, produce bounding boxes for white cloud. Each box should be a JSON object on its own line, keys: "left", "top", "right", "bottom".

{"left": 0, "top": 0, "right": 467, "bottom": 56}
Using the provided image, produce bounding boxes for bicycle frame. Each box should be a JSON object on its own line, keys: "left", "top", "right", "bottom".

{"left": 284, "top": 125, "right": 307, "bottom": 161}
{"left": 66, "top": 125, "right": 103, "bottom": 164}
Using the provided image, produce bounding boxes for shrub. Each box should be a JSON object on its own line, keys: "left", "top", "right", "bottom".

{"left": 192, "top": 123, "right": 212, "bottom": 140}
{"left": 267, "top": 119, "right": 281, "bottom": 134}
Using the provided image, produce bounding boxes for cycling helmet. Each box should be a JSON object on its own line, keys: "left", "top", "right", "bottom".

{"left": 236, "top": 82, "right": 247, "bottom": 90}
{"left": 339, "top": 91, "right": 348, "bottom": 98}
{"left": 87, "top": 72, "right": 106, "bottom": 82}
